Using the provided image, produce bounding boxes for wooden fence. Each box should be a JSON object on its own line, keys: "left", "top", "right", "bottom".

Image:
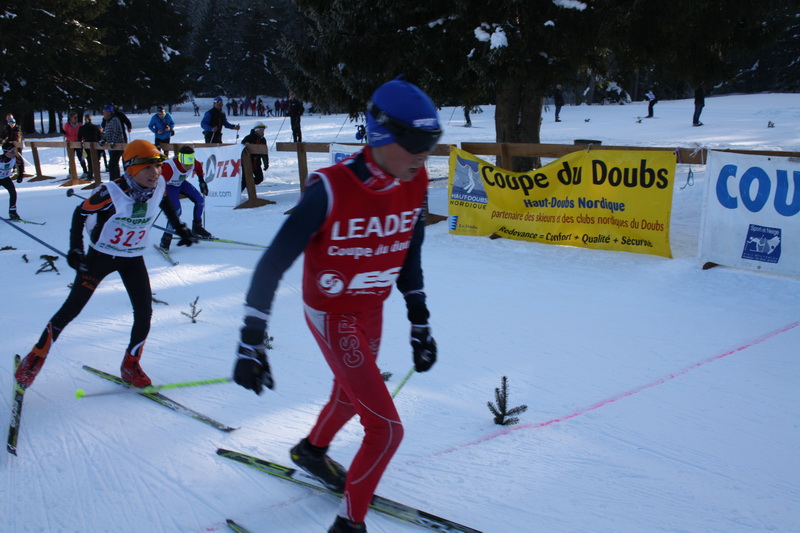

{"left": 21, "top": 140, "right": 800, "bottom": 209}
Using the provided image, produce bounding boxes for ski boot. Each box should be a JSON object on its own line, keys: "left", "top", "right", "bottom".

{"left": 328, "top": 516, "right": 366, "bottom": 533}
{"left": 192, "top": 220, "right": 213, "bottom": 239}
{"left": 157, "top": 233, "right": 172, "bottom": 253}
{"left": 290, "top": 438, "right": 347, "bottom": 492}
{"left": 8, "top": 208, "right": 21, "bottom": 221}
{"left": 15, "top": 325, "right": 54, "bottom": 388}
{"left": 121, "top": 349, "right": 152, "bottom": 387}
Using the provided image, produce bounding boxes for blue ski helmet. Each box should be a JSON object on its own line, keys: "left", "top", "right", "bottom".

{"left": 366, "top": 79, "right": 442, "bottom": 154}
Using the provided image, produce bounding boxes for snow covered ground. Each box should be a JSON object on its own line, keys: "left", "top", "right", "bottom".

{"left": 1, "top": 93, "right": 798, "bottom": 532}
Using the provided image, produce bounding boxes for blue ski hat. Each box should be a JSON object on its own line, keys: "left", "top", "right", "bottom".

{"left": 213, "top": 96, "right": 224, "bottom": 103}
{"left": 366, "top": 78, "right": 442, "bottom": 153}
{"left": 102, "top": 104, "right": 114, "bottom": 113}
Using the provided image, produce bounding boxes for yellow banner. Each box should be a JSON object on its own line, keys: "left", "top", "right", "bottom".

{"left": 448, "top": 148, "right": 675, "bottom": 258}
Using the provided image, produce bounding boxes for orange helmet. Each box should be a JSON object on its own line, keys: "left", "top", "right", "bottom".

{"left": 122, "top": 140, "right": 166, "bottom": 176}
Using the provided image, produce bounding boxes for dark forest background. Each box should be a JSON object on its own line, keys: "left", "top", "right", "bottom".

{"left": 1, "top": 0, "right": 796, "bottom": 152}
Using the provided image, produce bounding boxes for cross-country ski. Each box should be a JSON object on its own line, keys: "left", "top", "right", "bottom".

{"left": 6, "top": 355, "right": 25, "bottom": 455}
{"left": 83, "top": 366, "right": 236, "bottom": 432}
{"left": 216, "top": 448, "right": 483, "bottom": 533}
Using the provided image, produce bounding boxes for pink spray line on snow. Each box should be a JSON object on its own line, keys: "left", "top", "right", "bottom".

{"left": 430, "top": 320, "right": 800, "bottom": 458}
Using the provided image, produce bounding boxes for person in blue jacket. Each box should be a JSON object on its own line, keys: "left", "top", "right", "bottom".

{"left": 148, "top": 106, "right": 175, "bottom": 156}
{"left": 201, "top": 96, "right": 240, "bottom": 144}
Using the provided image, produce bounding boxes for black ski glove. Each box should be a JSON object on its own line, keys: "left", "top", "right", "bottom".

{"left": 410, "top": 324, "right": 437, "bottom": 372}
{"left": 198, "top": 178, "right": 209, "bottom": 196}
{"left": 16, "top": 172, "right": 23, "bottom": 183}
{"left": 175, "top": 223, "right": 199, "bottom": 247}
{"left": 98, "top": 140, "right": 106, "bottom": 146}
{"left": 233, "top": 341, "right": 274, "bottom": 394}
{"left": 67, "top": 248, "right": 87, "bottom": 272}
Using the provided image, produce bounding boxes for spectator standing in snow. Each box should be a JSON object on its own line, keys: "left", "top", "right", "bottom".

{"left": 63, "top": 112, "right": 88, "bottom": 177}
{"left": 148, "top": 106, "right": 175, "bottom": 156}
{"left": 201, "top": 96, "right": 240, "bottom": 144}
{"left": 78, "top": 114, "right": 104, "bottom": 180}
{"left": 645, "top": 89, "right": 658, "bottom": 118}
{"left": 3, "top": 115, "right": 24, "bottom": 159}
{"left": 553, "top": 84, "right": 564, "bottom": 122}
{"left": 287, "top": 92, "right": 304, "bottom": 143}
{"left": 100, "top": 104, "right": 126, "bottom": 181}
{"left": 0, "top": 141, "right": 25, "bottom": 219}
{"left": 102, "top": 106, "right": 132, "bottom": 142}
{"left": 693, "top": 86, "right": 705, "bottom": 126}
{"left": 241, "top": 123, "right": 269, "bottom": 190}
{"left": 232, "top": 78, "right": 441, "bottom": 533}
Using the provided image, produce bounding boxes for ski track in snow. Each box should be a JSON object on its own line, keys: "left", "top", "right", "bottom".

{"left": 428, "top": 320, "right": 800, "bottom": 457}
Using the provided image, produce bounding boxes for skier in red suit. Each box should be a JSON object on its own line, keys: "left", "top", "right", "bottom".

{"left": 232, "top": 78, "right": 441, "bottom": 533}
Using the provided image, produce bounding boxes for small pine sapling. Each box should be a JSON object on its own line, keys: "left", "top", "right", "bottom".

{"left": 487, "top": 376, "right": 528, "bottom": 426}
{"left": 36, "top": 254, "right": 60, "bottom": 274}
{"left": 181, "top": 296, "right": 202, "bottom": 323}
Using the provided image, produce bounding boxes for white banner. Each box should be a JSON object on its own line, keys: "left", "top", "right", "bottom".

{"left": 195, "top": 144, "right": 243, "bottom": 207}
{"left": 699, "top": 151, "right": 800, "bottom": 276}
{"left": 330, "top": 143, "right": 363, "bottom": 165}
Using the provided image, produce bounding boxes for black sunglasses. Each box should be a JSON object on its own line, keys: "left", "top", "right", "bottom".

{"left": 124, "top": 154, "right": 167, "bottom": 168}
{"left": 368, "top": 102, "right": 442, "bottom": 154}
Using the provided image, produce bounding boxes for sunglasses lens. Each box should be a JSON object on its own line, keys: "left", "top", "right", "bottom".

{"left": 371, "top": 103, "right": 441, "bottom": 154}
{"left": 394, "top": 128, "right": 441, "bottom": 154}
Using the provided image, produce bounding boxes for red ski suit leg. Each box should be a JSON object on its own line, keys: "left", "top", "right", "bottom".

{"left": 304, "top": 305, "right": 404, "bottom": 523}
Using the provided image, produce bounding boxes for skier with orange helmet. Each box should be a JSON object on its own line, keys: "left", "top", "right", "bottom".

{"left": 14, "top": 140, "right": 198, "bottom": 391}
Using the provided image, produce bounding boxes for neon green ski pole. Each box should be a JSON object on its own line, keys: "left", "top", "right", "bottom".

{"left": 75, "top": 376, "right": 232, "bottom": 398}
{"left": 390, "top": 367, "right": 416, "bottom": 398}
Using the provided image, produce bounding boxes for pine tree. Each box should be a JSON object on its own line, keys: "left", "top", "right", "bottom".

{"left": 0, "top": 0, "right": 109, "bottom": 133}
{"left": 487, "top": 376, "right": 528, "bottom": 426}
{"left": 280, "top": 0, "right": 781, "bottom": 171}
{"left": 94, "top": 0, "right": 192, "bottom": 109}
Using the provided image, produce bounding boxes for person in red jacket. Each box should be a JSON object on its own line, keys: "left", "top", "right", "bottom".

{"left": 232, "top": 79, "right": 441, "bottom": 533}
{"left": 62, "top": 112, "right": 88, "bottom": 177}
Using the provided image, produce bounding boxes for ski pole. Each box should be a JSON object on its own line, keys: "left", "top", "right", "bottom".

{"left": 0, "top": 216, "right": 67, "bottom": 258}
{"left": 66, "top": 188, "right": 86, "bottom": 200}
{"left": 75, "top": 376, "right": 232, "bottom": 399}
{"left": 270, "top": 116, "right": 287, "bottom": 151}
{"left": 333, "top": 114, "right": 348, "bottom": 143}
{"left": 68, "top": 190, "right": 266, "bottom": 249}
{"left": 152, "top": 224, "right": 266, "bottom": 249}
{"left": 390, "top": 367, "right": 416, "bottom": 398}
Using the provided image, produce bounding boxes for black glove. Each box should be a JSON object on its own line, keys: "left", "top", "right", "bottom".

{"left": 234, "top": 341, "right": 274, "bottom": 394}
{"left": 410, "top": 324, "right": 437, "bottom": 372}
{"left": 98, "top": 140, "right": 106, "bottom": 146}
{"left": 263, "top": 163, "right": 269, "bottom": 171}
{"left": 16, "top": 173, "right": 23, "bottom": 183}
{"left": 67, "top": 248, "right": 86, "bottom": 272}
{"left": 175, "top": 223, "right": 199, "bottom": 247}
{"left": 198, "top": 179, "right": 209, "bottom": 196}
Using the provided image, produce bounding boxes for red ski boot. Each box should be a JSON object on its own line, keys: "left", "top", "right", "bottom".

{"left": 120, "top": 350, "right": 152, "bottom": 387}
{"left": 15, "top": 325, "right": 54, "bottom": 388}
